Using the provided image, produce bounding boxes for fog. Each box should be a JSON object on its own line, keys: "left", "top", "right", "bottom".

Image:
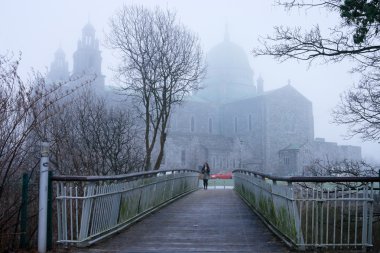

{"left": 1, "top": 0, "right": 379, "bottom": 161}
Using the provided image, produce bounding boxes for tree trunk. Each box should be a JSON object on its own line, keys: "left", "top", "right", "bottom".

{"left": 153, "top": 132, "right": 166, "bottom": 170}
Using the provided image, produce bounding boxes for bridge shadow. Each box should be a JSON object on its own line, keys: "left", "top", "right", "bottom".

{"left": 71, "top": 189, "right": 289, "bottom": 252}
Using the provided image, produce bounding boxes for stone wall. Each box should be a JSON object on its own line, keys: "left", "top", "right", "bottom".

{"left": 263, "top": 85, "right": 314, "bottom": 174}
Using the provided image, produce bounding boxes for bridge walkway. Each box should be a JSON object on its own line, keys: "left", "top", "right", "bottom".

{"left": 71, "top": 189, "right": 289, "bottom": 252}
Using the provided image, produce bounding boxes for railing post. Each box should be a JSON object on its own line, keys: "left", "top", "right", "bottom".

{"left": 38, "top": 142, "right": 49, "bottom": 253}
{"left": 47, "top": 171, "right": 53, "bottom": 251}
{"left": 368, "top": 182, "right": 374, "bottom": 247}
{"left": 362, "top": 184, "right": 368, "bottom": 251}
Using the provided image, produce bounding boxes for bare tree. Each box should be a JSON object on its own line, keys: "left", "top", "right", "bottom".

{"left": 332, "top": 73, "right": 380, "bottom": 141}
{"left": 305, "top": 158, "right": 377, "bottom": 177}
{"left": 254, "top": 0, "right": 380, "bottom": 70}
{"left": 300, "top": 158, "right": 378, "bottom": 190}
{"left": 107, "top": 5, "right": 205, "bottom": 170}
{"left": 253, "top": 0, "right": 380, "bottom": 141}
{"left": 0, "top": 52, "right": 91, "bottom": 251}
{"left": 48, "top": 90, "right": 144, "bottom": 176}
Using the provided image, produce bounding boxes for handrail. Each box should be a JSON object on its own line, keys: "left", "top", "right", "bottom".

{"left": 233, "top": 169, "right": 380, "bottom": 183}
{"left": 52, "top": 169, "right": 200, "bottom": 182}
{"left": 233, "top": 170, "right": 378, "bottom": 250}
{"left": 53, "top": 169, "right": 199, "bottom": 246}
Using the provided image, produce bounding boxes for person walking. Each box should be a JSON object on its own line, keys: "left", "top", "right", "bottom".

{"left": 201, "top": 162, "right": 210, "bottom": 189}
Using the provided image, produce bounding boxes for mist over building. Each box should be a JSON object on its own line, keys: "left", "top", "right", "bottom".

{"left": 48, "top": 24, "right": 362, "bottom": 175}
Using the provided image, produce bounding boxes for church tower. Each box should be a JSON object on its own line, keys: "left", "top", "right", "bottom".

{"left": 73, "top": 23, "right": 105, "bottom": 91}
{"left": 47, "top": 48, "right": 69, "bottom": 83}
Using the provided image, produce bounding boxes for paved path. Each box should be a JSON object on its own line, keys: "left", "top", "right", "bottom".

{"left": 72, "top": 189, "right": 289, "bottom": 253}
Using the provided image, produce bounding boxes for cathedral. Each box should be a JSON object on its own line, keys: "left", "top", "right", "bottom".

{"left": 160, "top": 30, "right": 361, "bottom": 175}
{"left": 48, "top": 24, "right": 362, "bottom": 176}
{"left": 48, "top": 23, "right": 105, "bottom": 92}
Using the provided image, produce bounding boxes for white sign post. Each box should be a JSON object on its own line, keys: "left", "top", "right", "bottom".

{"left": 38, "top": 142, "right": 49, "bottom": 253}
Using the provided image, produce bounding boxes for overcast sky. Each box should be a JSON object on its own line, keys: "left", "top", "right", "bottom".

{"left": 1, "top": 0, "right": 379, "bottom": 161}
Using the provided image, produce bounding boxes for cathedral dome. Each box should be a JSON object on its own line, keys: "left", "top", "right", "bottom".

{"left": 82, "top": 23, "right": 95, "bottom": 36}
{"left": 195, "top": 30, "right": 256, "bottom": 103}
{"left": 54, "top": 47, "right": 65, "bottom": 60}
{"left": 206, "top": 39, "right": 253, "bottom": 85}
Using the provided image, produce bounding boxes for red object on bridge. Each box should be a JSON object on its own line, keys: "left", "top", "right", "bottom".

{"left": 210, "top": 172, "right": 233, "bottom": 179}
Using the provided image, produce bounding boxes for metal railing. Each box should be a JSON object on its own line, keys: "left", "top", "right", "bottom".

{"left": 233, "top": 169, "right": 380, "bottom": 250}
{"left": 52, "top": 169, "right": 199, "bottom": 246}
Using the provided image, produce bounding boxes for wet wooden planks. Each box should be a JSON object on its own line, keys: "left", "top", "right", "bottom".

{"left": 71, "top": 189, "right": 289, "bottom": 253}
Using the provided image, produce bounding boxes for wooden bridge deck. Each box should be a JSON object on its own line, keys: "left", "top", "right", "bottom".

{"left": 72, "top": 189, "right": 289, "bottom": 253}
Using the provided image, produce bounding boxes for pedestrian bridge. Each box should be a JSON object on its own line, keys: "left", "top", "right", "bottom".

{"left": 52, "top": 169, "right": 379, "bottom": 252}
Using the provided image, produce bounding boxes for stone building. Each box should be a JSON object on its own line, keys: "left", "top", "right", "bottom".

{"left": 279, "top": 138, "right": 362, "bottom": 175}
{"left": 160, "top": 32, "right": 361, "bottom": 175}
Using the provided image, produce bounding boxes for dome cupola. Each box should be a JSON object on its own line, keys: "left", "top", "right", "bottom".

{"left": 196, "top": 28, "right": 256, "bottom": 103}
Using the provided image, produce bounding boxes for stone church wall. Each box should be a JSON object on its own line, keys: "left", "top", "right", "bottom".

{"left": 263, "top": 86, "right": 314, "bottom": 175}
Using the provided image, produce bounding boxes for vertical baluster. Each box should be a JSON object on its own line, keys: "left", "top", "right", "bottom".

{"left": 92, "top": 184, "right": 101, "bottom": 236}
{"left": 368, "top": 182, "right": 374, "bottom": 247}
{"left": 326, "top": 189, "right": 330, "bottom": 246}
{"left": 362, "top": 184, "right": 368, "bottom": 249}
{"left": 305, "top": 188, "right": 309, "bottom": 246}
{"left": 101, "top": 184, "right": 109, "bottom": 231}
{"left": 299, "top": 187, "right": 303, "bottom": 246}
{"left": 311, "top": 188, "right": 315, "bottom": 245}
{"left": 315, "top": 188, "right": 319, "bottom": 245}
{"left": 354, "top": 188, "right": 358, "bottom": 247}
{"left": 320, "top": 186, "right": 324, "bottom": 245}
{"left": 101, "top": 184, "right": 108, "bottom": 231}
{"left": 333, "top": 188, "right": 337, "bottom": 249}
{"left": 110, "top": 183, "right": 117, "bottom": 227}
{"left": 103, "top": 184, "right": 111, "bottom": 231}
{"left": 56, "top": 184, "right": 62, "bottom": 241}
{"left": 70, "top": 186, "right": 73, "bottom": 241}
{"left": 347, "top": 188, "right": 351, "bottom": 246}
{"left": 340, "top": 187, "right": 344, "bottom": 247}
{"left": 90, "top": 185, "right": 99, "bottom": 236}
{"left": 79, "top": 183, "right": 95, "bottom": 241}
{"left": 75, "top": 186, "right": 79, "bottom": 240}
{"left": 63, "top": 185, "right": 67, "bottom": 241}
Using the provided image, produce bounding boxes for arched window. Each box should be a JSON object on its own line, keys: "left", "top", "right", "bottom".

{"left": 208, "top": 118, "right": 213, "bottom": 134}
{"left": 190, "top": 116, "right": 195, "bottom": 132}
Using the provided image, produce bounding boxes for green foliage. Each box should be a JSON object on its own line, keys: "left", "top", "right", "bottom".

{"left": 340, "top": 0, "right": 380, "bottom": 43}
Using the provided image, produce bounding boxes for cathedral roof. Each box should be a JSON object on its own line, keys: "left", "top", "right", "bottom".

{"left": 193, "top": 30, "right": 256, "bottom": 104}
{"left": 54, "top": 47, "right": 65, "bottom": 59}
{"left": 82, "top": 22, "right": 95, "bottom": 36}
{"left": 207, "top": 40, "right": 252, "bottom": 78}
